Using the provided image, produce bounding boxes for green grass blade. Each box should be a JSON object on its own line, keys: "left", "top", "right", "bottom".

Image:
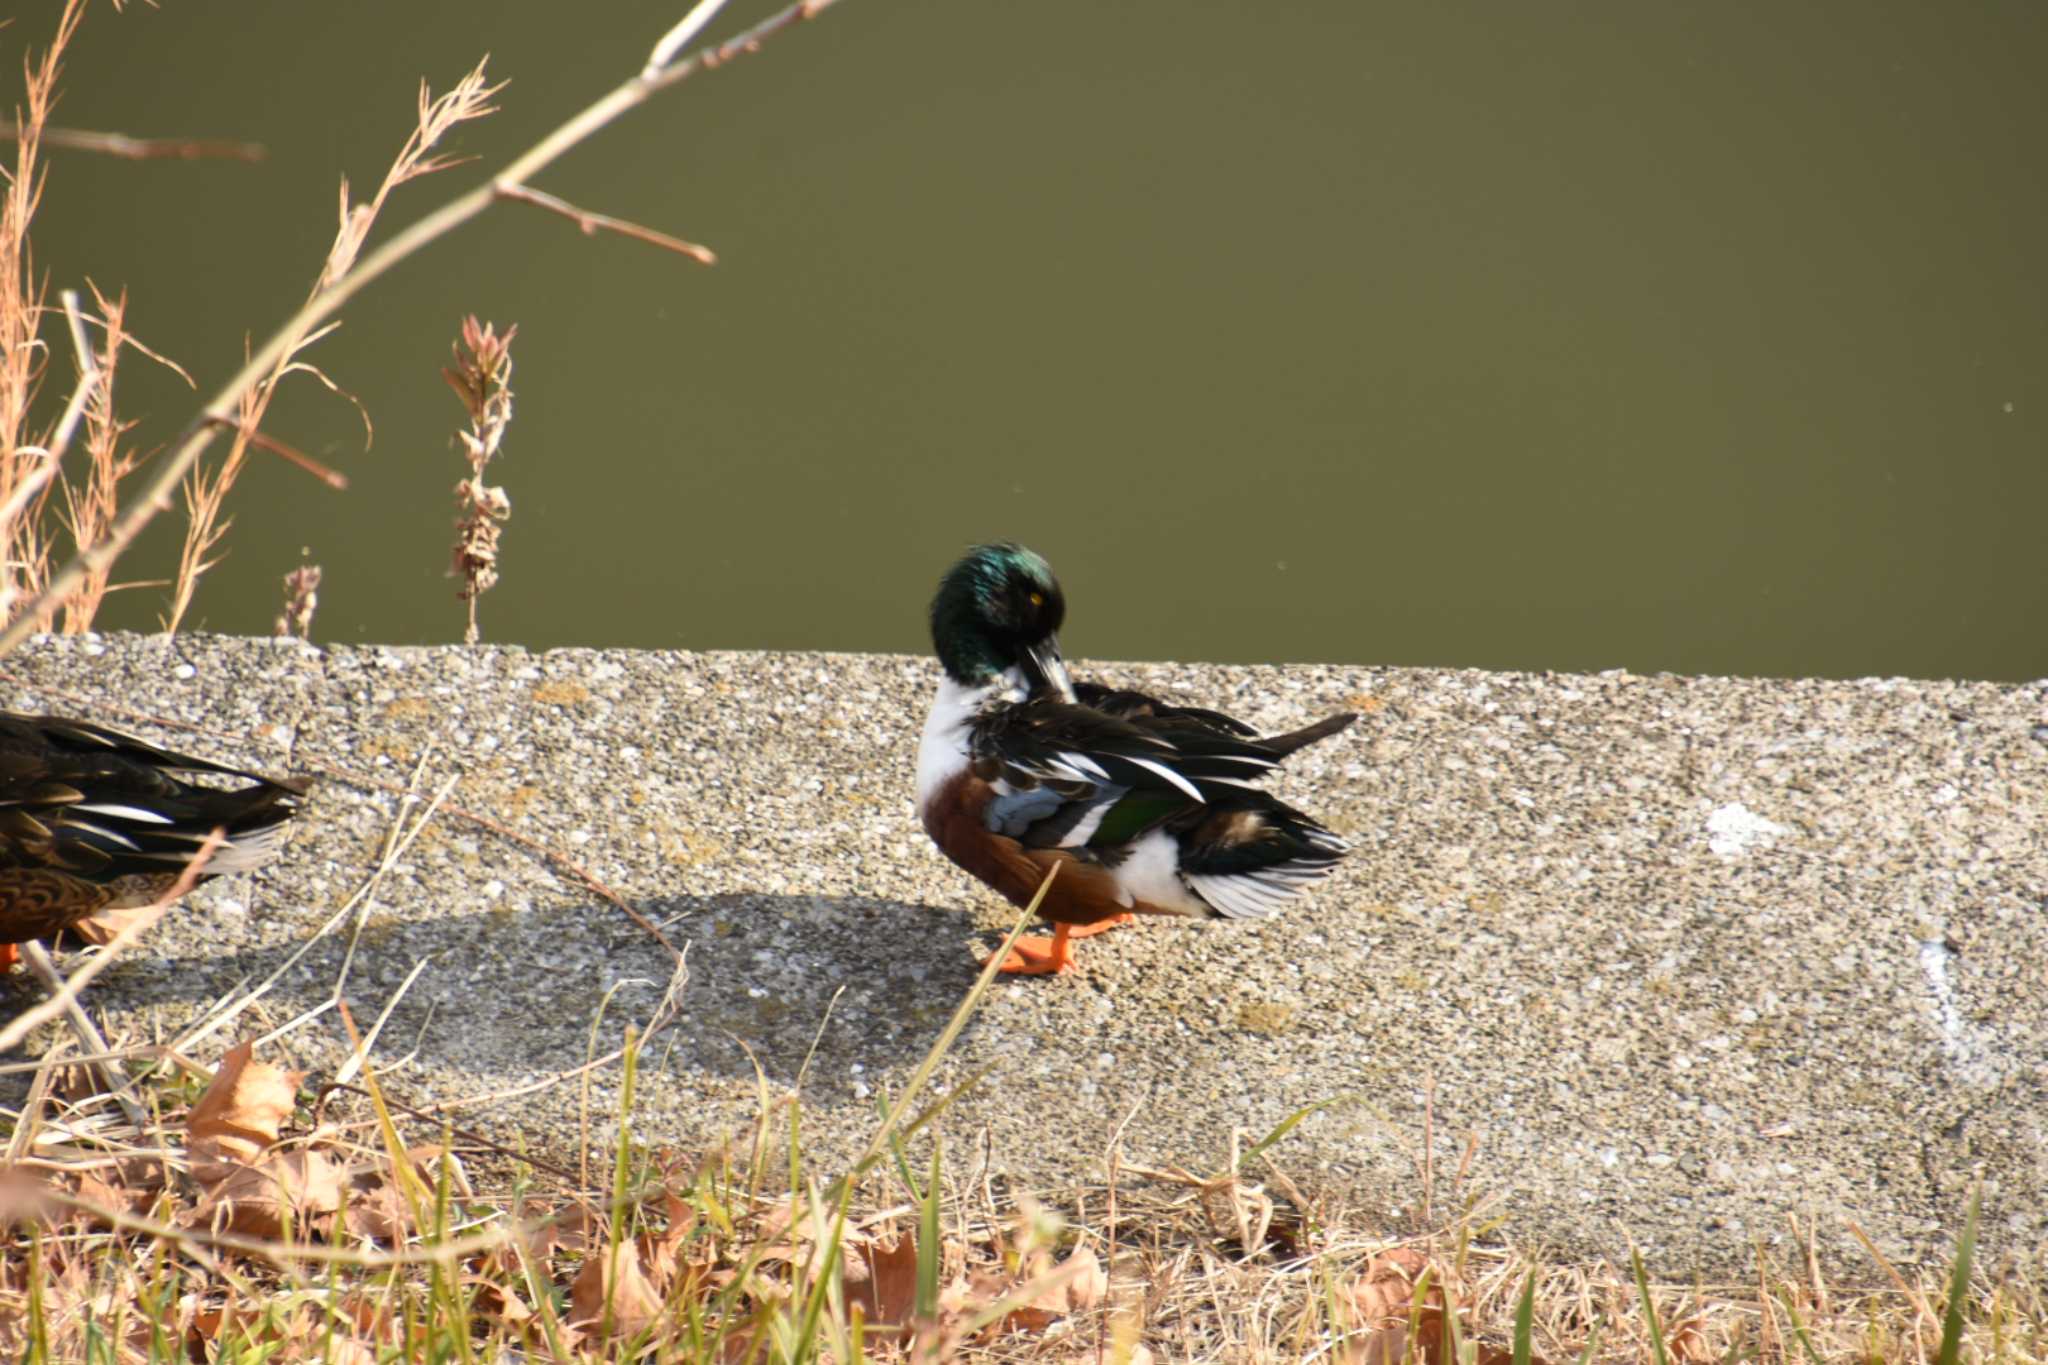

{"left": 829, "top": 868, "right": 1054, "bottom": 1202}
{"left": 1936, "top": 1183, "right": 1980, "bottom": 1365}
{"left": 1632, "top": 1244, "right": 1670, "bottom": 1365}
{"left": 1774, "top": 1286, "right": 1827, "bottom": 1365}
{"left": 1234, "top": 1094, "right": 1355, "bottom": 1174}
{"left": 1572, "top": 1317, "right": 1603, "bottom": 1365}
{"left": 1512, "top": 1264, "right": 1536, "bottom": 1365}
{"left": 916, "top": 1136, "right": 943, "bottom": 1325}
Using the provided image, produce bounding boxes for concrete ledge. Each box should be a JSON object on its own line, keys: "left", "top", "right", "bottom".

{"left": 4, "top": 633, "right": 2043, "bottom": 1274}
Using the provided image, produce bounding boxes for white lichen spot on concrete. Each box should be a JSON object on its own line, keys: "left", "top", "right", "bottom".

{"left": 1706, "top": 802, "right": 1789, "bottom": 857}
{"left": 1918, "top": 937, "right": 2000, "bottom": 1087}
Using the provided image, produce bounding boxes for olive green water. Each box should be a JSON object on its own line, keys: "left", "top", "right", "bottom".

{"left": 25, "top": 1, "right": 2048, "bottom": 679}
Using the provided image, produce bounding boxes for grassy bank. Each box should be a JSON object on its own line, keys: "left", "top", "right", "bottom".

{"left": 3, "top": 907, "right": 2038, "bottom": 1363}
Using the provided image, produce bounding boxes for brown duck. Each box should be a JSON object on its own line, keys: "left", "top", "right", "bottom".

{"left": 0, "top": 714, "right": 305, "bottom": 971}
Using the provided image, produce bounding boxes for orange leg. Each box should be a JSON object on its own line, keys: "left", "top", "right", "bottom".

{"left": 1064, "top": 912, "right": 1135, "bottom": 939}
{"left": 985, "top": 914, "right": 1135, "bottom": 976}
{"left": 0, "top": 941, "right": 17, "bottom": 972}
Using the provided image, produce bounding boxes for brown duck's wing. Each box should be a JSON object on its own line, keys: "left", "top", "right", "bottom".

{"left": 0, "top": 714, "right": 305, "bottom": 939}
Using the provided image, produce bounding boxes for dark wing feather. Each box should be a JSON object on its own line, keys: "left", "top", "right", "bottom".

{"left": 1070, "top": 681, "right": 1258, "bottom": 737}
{"left": 0, "top": 714, "right": 304, "bottom": 883}
{"left": 969, "top": 695, "right": 1354, "bottom": 856}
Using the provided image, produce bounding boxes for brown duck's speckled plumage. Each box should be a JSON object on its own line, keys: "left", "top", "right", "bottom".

{"left": 0, "top": 714, "right": 305, "bottom": 954}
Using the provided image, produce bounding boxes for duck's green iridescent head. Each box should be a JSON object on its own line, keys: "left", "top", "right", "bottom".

{"left": 928, "top": 542, "right": 1073, "bottom": 696}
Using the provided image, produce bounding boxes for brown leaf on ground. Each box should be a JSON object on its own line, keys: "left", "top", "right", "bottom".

{"left": 1669, "top": 1313, "right": 1709, "bottom": 1362}
{"left": 342, "top": 1169, "right": 415, "bottom": 1243}
{"left": 0, "top": 1166, "right": 57, "bottom": 1225}
{"left": 1347, "top": 1245, "right": 1436, "bottom": 1325}
{"left": 1349, "top": 1306, "right": 1526, "bottom": 1365}
{"left": 569, "top": 1243, "right": 663, "bottom": 1340}
{"left": 468, "top": 1275, "right": 536, "bottom": 1336}
{"left": 1060, "top": 1245, "right": 1107, "bottom": 1312}
{"left": 526, "top": 1200, "right": 603, "bottom": 1258}
{"left": 843, "top": 1233, "right": 921, "bottom": 1336}
{"left": 188, "top": 1041, "right": 301, "bottom": 1167}
{"left": 659, "top": 1188, "right": 697, "bottom": 1251}
{"left": 192, "top": 1148, "right": 344, "bottom": 1238}
{"left": 70, "top": 1170, "right": 156, "bottom": 1226}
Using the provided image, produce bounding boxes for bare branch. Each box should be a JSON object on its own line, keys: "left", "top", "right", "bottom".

{"left": 0, "top": 120, "right": 265, "bottom": 162}
{"left": 200, "top": 414, "right": 349, "bottom": 489}
{"left": 645, "top": 0, "right": 732, "bottom": 77}
{"left": 0, "top": 0, "right": 845, "bottom": 657}
{"left": 496, "top": 182, "right": 716, "bottom": 265}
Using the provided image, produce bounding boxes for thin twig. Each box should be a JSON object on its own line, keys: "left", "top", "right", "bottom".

{"left": 0, "top": 120, "right": 265, "bottom": 162}
{"left": 201, "top": 413, "right": 349, "bottom": 488}
{"left": 48, "top": 288, "right": 100, "bottom": 459}
{"left": 294, "top": 751, "right": 685, "bottom": 965}
{"left": 496, "top": 182, "right": 716, "bottom": 264}
{"left": 0, "top": 673, "right": 684, "bottom": 965}
{"left": 36, "top": 1183, "right": 516, "bottom": 1268}
{"left": 0, "top": 832, "right": 220, "bottom": 1053}
{"left": 645, "top": 0, "right": 733, "bottom": 77}
{"left": 18, "top": 940, "right": 148, "bottom": 1129}
{"left": 312, "top": 1082, "right": 584, "bottom": 1185}
{"left": 0, "top": 0, "right": 846, "bottom": 658}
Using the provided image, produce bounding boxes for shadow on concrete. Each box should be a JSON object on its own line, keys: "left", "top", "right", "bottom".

{"left": 4, "top": 891, "right": 996, "bottom": 1116}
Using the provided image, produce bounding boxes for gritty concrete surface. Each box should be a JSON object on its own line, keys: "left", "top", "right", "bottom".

{"left": 3, "top": 632, "right": 2044, "bottom": 1277}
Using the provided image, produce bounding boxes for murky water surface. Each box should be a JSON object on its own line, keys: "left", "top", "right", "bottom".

{"left": 29, "top": 1, "right": 2047, "bottom": 678}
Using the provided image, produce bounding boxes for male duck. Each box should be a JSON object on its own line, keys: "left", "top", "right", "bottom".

{"left": 0, "top": 714, "right": 305, "bottom": 972}
{"left": 916, "top": 543, "right": 1355, "bottom": 975}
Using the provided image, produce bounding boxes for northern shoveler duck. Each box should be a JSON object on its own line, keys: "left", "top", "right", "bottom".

{"left": 916, "top": 543, "right": 1355, "bottom": 975}
{"left": 0, "top": 715, "right": 305, "bottom": 972}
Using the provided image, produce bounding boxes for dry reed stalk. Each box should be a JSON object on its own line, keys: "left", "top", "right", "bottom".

{"left": 0, "top": 0, "right": 844, "bottom": 658}
{"left": 56, "top": 285, "right": 139, "bottom": 631}
{"left": 2, "top": 5, "right": 203, "bottom": 635}
{"left": 0, "top": 119, "right": 265, "bottom": 162}
{"left": 0, "top": 1, "right": 81, "bottom": 631}
{"left": 443, "top": 315, "right": 516, "bottom": 643}
{"left": 161, "top": 69, "right": 502, "bottom": 634}
{"left": 274, "top": 561, "right": 322, "bottom": 638}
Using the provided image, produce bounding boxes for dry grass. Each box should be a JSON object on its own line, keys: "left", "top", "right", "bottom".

{"left": 2, "top": 1007, "right": 2036, "bottom": 1363}
{"left": 157, "top": 62, "right": 503, "bottom": 635}
{"left": 0, "top": 0, "right": 171, "bottom": 638}
{"left": 0, "top": 0, "right": 837, "bottom": 659}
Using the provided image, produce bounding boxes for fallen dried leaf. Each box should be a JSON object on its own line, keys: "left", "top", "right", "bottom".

{"left": 569, "top": 1243, "right": 663, "bottom": 1340}
{"left": 1061, "top": 1245, "right": 1107, "bottom": 1312}
{"left": 188, "top": 1041, "right": 301, "bottom": 1167}
{"left": 843, "top": 1233, "right": 920, "bottom": 1336}
{"left": 1347, "top": 1245, "right": 1435, "bottom": 1325}
{"left": 193, "top": 1148, "right": 343, "bottom": 1238}
{"left": 342, "top": 1170, "right": 414, "bottom": 1243}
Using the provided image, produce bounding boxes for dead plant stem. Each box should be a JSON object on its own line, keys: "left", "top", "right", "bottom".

{"left": 0, "top": 0, "right": 843, "bottom": 657}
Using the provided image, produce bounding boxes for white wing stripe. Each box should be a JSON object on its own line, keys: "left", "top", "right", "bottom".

{"left": 1060, "top": 751, "right": 1113, "bottom": 781}
{"left": 74, "top": 803, "right": 177, "bottom": 825}
{"left": 1123, "top": 755, "right": 1204, "bottom": 802}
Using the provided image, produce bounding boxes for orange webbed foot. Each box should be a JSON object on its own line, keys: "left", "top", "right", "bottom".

{"left": 983, "top": 923, "right": 1079, "bottom": 975}
{"left": 0, "top": 941, "right": 17, "bottom": 973}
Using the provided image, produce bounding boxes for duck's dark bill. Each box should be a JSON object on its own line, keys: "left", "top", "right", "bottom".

{"left": 1024, "top": 636, "right": 1076, "bottom": 702}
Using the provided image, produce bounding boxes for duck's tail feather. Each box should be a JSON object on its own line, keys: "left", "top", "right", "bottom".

{"left": 1258, "top": 712, "right": 1358, "bottom": 757}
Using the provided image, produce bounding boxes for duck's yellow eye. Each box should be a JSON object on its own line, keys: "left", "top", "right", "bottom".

{"left": 1028, "top": 592, "right": 1044, "bottom": 608}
